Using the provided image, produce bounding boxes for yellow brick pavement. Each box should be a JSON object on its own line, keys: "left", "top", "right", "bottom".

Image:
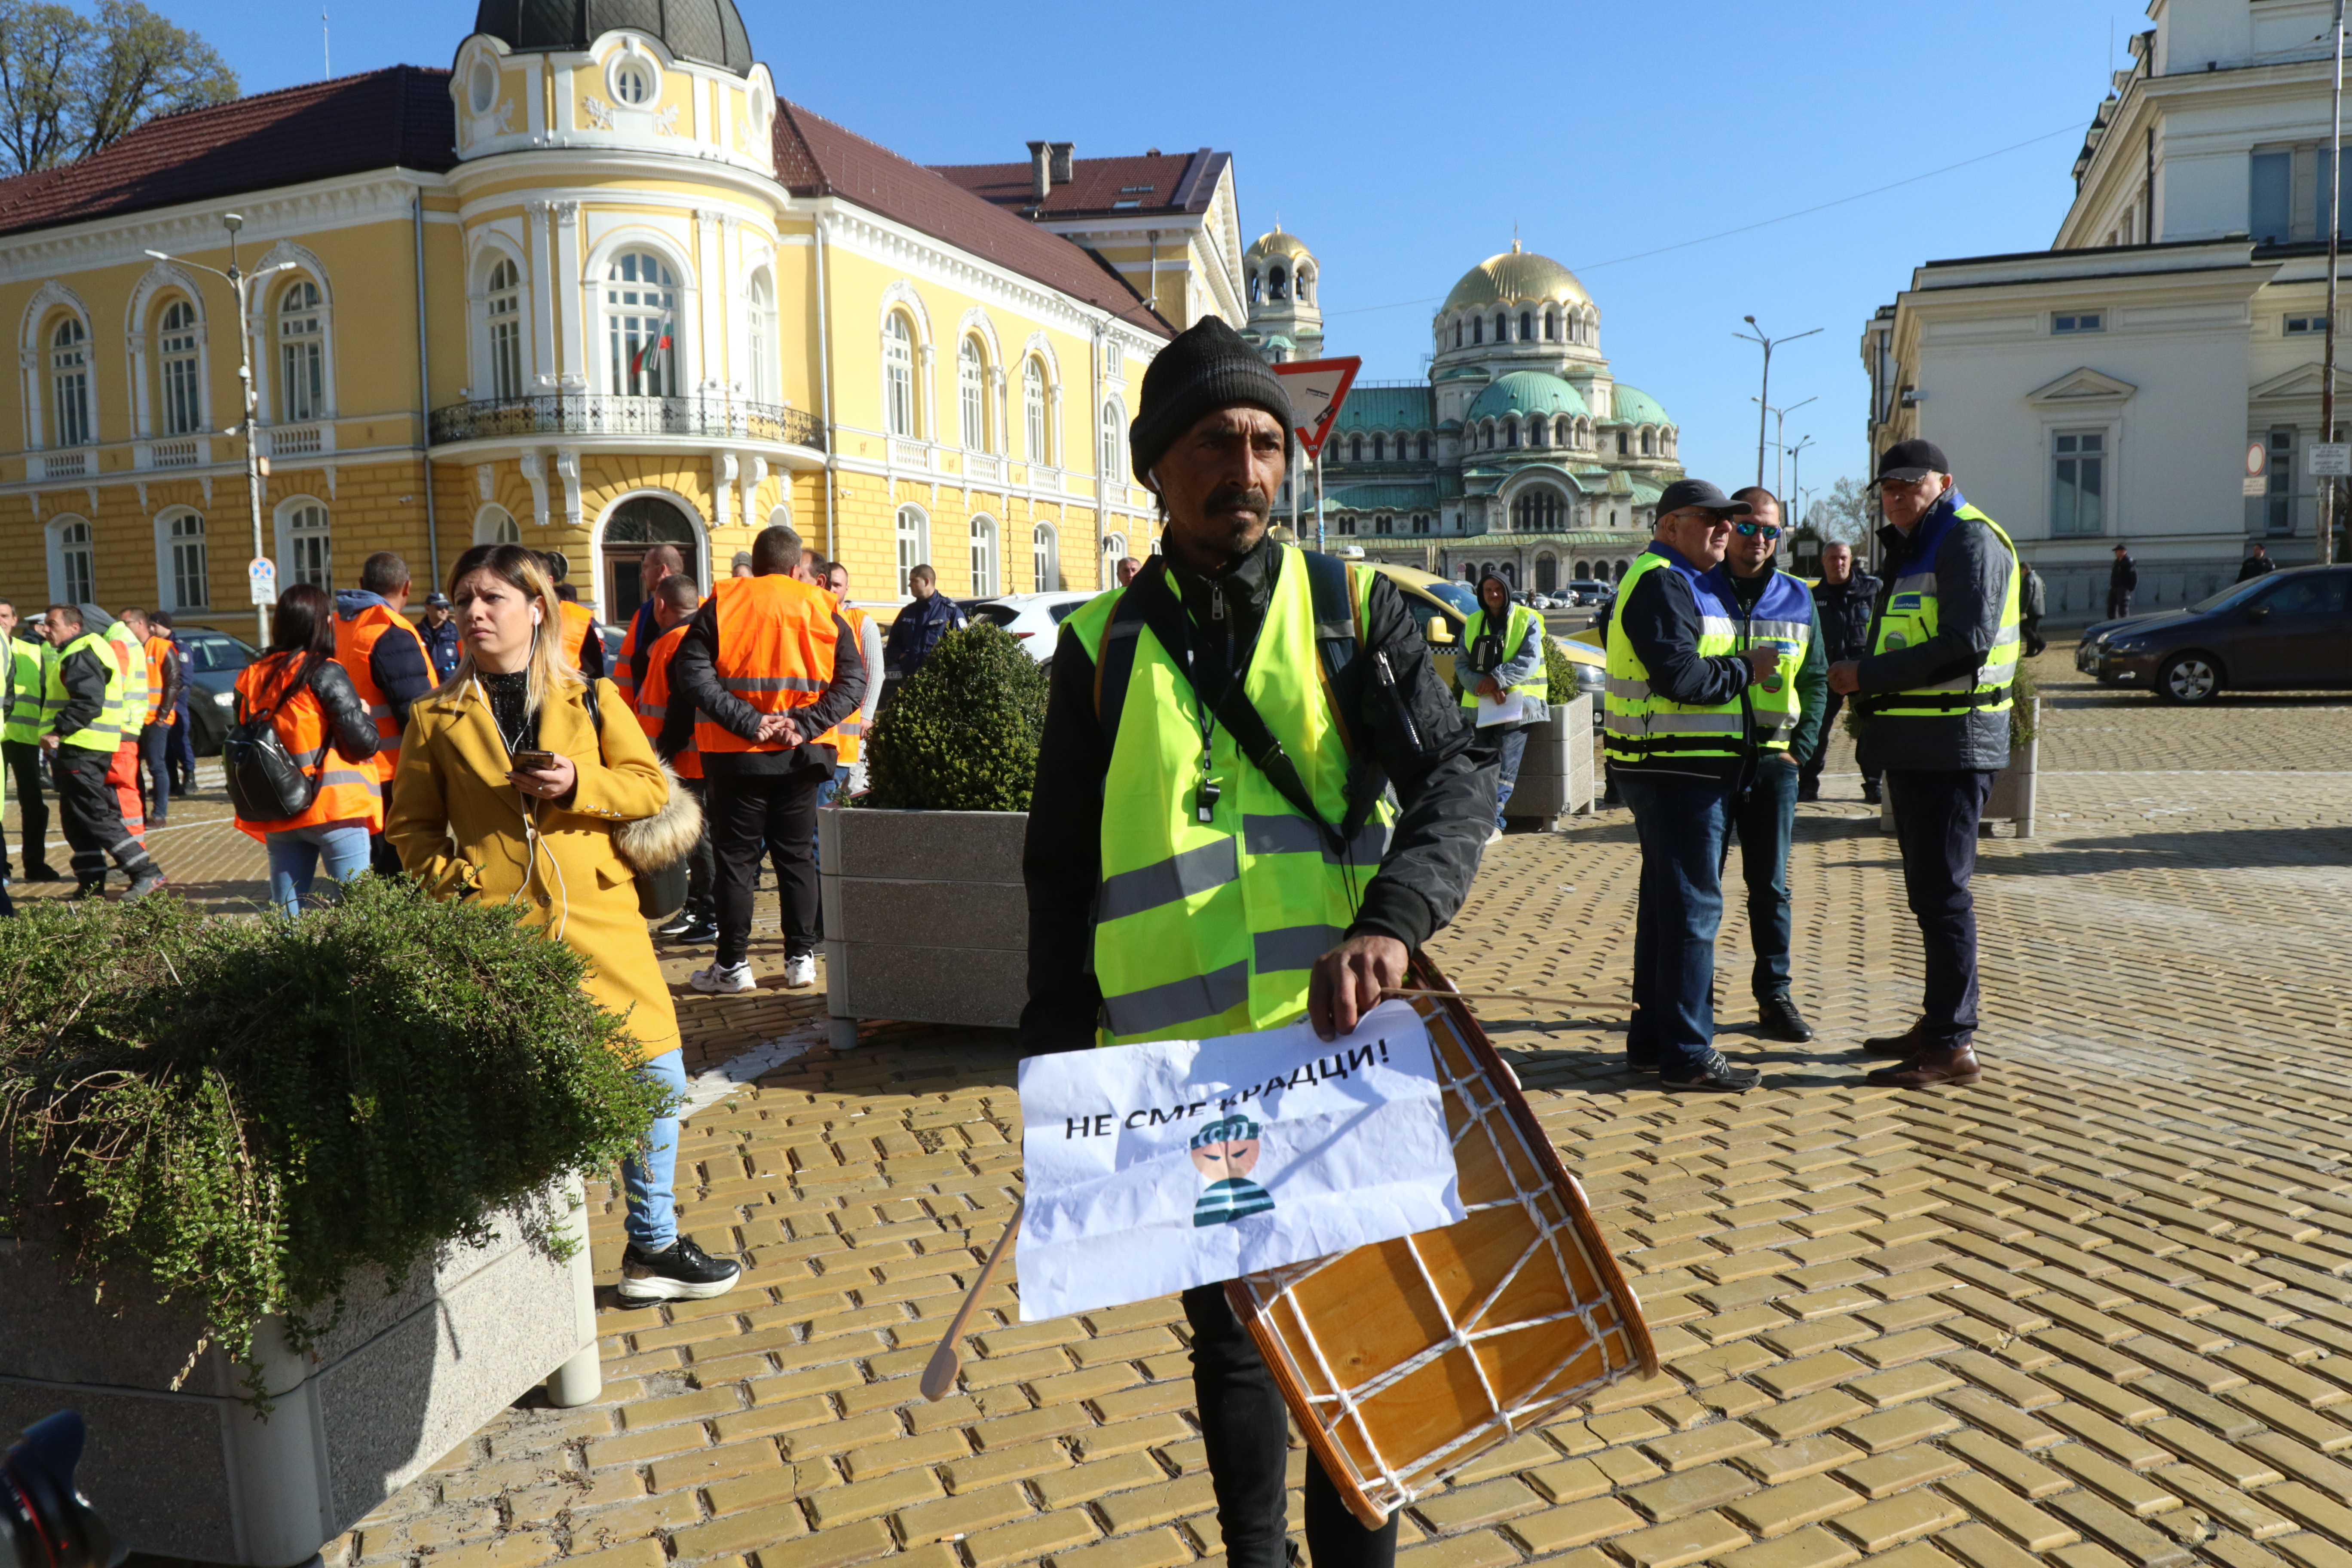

{"left": 30, "top": 658, "right": 2352, "bottom": 1568}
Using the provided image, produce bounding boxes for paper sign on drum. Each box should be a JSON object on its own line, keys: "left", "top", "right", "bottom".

{"left": 1016, "top": 1000, "right": 1468, "bottom": 1323}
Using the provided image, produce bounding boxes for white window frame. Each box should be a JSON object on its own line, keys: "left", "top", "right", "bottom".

{"left": 958, "top": 336, "right": 986, "bottom": 450}
{"left": 746, "top": 269, "right": 778, "bottom": 403}
{"left": 486, "top": 256, "right": 526, "bottom": 401}
{"left": 50, "top": 316, "right": 90, "bottom": 450}
{"left": 969, "top": 514, "right": 998, "bottom": 598}
{"left": 884, "top": 311, "right": 916, "bottom": 436}
{"left": 2050, "top": 428, "right": 2108, "bottom": 538}
{"left": 48, "top": 515, "right": 94, "bottom": 605}
{"left": 2051, "top": 310, "right": 2105, "bottom": 335}
{"left": 1023, "top": 358, "right": 1048, "bottom": 462}
{"left": 1102, "top": 532, "right": 1127, "bottom": 582}
{"left": 156, "top": 508, "right": 209, "bottom": 611}
{"left": 1032, "top": 521, "right": 1059, "bottom": 591}
{"left": 156, "top": 297, "right": 205, "bottom": 437}
{"left": 603, "top": 249, "right": 680, "bottom": 397}
{"left": 275, "top": 496, "right": 333, "bottom": 590}
{"left": 277, "top": 279, "right": 326, "bottom": 423}
{"left": 475, "top": 503, "right": 521, "bottom": 545}
{"left": 1099, "top": 398, "right": 1124, "bottom": 483}
{"left": 895, "top": 502, "right": 929, "bottom": 596}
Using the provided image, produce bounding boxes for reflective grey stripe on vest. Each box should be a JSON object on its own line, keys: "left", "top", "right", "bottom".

{"left": 1603, "top": 711, "right": 1744, "bottom": 735}
{"left": 1605, "top": 675, "right": 1652, "bottom": 701}
{"left": 1098, "top": 836, "right": 1240, "bottom": 922}
{"left": 722, "top": 675, "right": 825, "bottom": 693}
{"left": 638, "top": 702, "right": 668, "bottom": 718}
{"left": 321, "top": 767, "right": 383, "bottom": 792}
{"left": 288, "top": 744, "right": 328, "bottom": 766}
{"left": 1254, "top": 924, "right": 1342, "bottom": 974}
{"left": 366, "top": 702, "right": 393, "bottom": 719}
{"left": 1893, "top": 572, "right": 1936, "bottom": 594}
{"left": 1698, "top": 616, "right": 1739, "bottom": 639}
{"left": 1990, "top": 626, "right": 2021, "bottom": 648}
{"left": 1103, "top": 960, "right": 1250, "bottom": 1038}
{"left": 1748, "top": 619, "right": 1812, "bottom": 642}
{"left": 1241, "top": 814, "right": 1389, "bottom": 865}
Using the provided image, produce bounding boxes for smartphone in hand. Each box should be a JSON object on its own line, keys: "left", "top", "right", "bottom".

{"left": 509, "top": 749, "right": 559, "bottom": 772}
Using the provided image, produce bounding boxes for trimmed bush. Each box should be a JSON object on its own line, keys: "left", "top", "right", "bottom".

{"left": 0, "top": 879, "right": 668, "bottom": 1392}
{"left": 1545, "top": 638, "right": 1580, "bottom": 704}
{"left": 864, "top": 623, "right": 1049, "bottom": 812}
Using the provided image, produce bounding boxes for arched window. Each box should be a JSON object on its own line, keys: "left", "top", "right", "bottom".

{"left": 1248, "top": 272, "right": 1263, "bottom": 304}
{"left": 1510, "top": 489, "right": 1565, "bottom": 531}
{"left": 1337, "top": 514, "right": 1357, "bottom": 536}
{"left": 1349, "top": 435, "right": 1363, "bottom": 462}
{"left": 1503, "top": 419, "right": 1519, "bottom": 449}
{"left": 157, "top": 300, "right": 202, "bottom": 435}
{"left": 285, "top": 501, "right": 331, "bottom": 590}
{"left": 1616, "top": 430, "right": 1629, "bottom": 456}
{"left": 278, "top": 281, "right": 325, "bottom": 422}
{"left": 1472, "top": 317, "right": 1483, "bottom": 346}
{"left": 959, "top": 337, "right": 986, "bottom": 450}
{"left": 1535, "top": 555, "right": 1557, "bottom": 593}
{"left": 969, "top": 515, "right": 998, "bottom": 597}
{"left": 605, "top": 251, "right": 677, "bottom": 397}
{"left": 1269, "top": 265, "right": 1287, "bottom": 300}
{"left": 166, "top": 511, "right": 208, "bottom": 608}
{"left": 487, "top": 258, "right": 524, "bottom": 400}
{"left": 1102, "top": 533, "right": 1127, "bottom": 581}
{"left": 1099, "top": 401, "right": 1124, "bottom": 482}
{"left": 1032, "top": 522, "right": 1059, "bottom": 591}
{"left": 49, "top": 318, "right": 89, "bottom": 448}
{"left": 599, "top": 496, "right": 700, "bottom": 619}
{"left": 1024, "top": 358, "right": 1047, "bottom": 462}
{"left": 1454, "top": 320, "right": 1463, "bottom": 348}
{"left": 476, "top": 505, "right": 521, "bottom": 545}
{"left": 1544, "top": 309, "right": 1558, "bottom": 342}
{"left": 1371, "top": 433, "right": 1385, "bottom": 461}
{"left": 747, "top": 270, "right": 777, "bottom": 402}
{"left": 1520, "top": 311, "right": 1532, "bottom": 341}
{"left": 1574, "top": 560, "right": 1590, "bottom": 579}
{"left": 895, "top": 503, "right": 929, "bottom": 594}
{"left": 1495, "top": 311, "right": 1509, "bottom": 341}
{"left": 1412, "top": 514, "right": 1429, "bottom": 534}
{"left": 56, "top": 519, "right": 94, "bottom": 602}
{"left": 883, "top": 312, "right": 915, "bottom": 436}
{"left": 1375, "top": 514, "right": 1393, "bottom": 536}
{"left": 1641, "top": 429, "right": 1654, "bottom": 456}
{"left": 1418, "top": 433, "right": 1431, "bottom": 461}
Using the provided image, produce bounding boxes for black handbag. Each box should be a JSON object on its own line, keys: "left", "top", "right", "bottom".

{"left": 222, "top": 662, "right": 322, "bottom": 822}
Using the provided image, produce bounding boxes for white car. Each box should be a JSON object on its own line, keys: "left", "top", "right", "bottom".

{"left": 966, "top": 590, "right": 1099, "bottom": 665}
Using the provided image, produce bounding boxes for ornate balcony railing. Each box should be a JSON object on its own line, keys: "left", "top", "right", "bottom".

{"left": 428, "top": 394, "right": 824, "bottom": 450}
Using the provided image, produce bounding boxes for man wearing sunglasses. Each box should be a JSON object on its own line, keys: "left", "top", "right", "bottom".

{"left": 1827, "top": 439, "right": 2021, "bottom": 1090}
{"left": 1715, "top": 487, "right": 1827, "bottom": 1046}
{"left": 1603, "top": 478, "right": 1780, "bottom": 1092}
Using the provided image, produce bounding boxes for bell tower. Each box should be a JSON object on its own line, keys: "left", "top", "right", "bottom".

{"left": 1239, "top": 224, "right": 1323, "bottom": 364}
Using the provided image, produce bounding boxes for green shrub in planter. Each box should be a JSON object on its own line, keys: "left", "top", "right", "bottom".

{"left": 0, "top": 878, "right": 668, "bottom": 1392}
{"left": 864, "top": 622, "right": 1049, "bottom": 812}
{"left": 1544, "top": 639, "right": 1579, "bottom": 704}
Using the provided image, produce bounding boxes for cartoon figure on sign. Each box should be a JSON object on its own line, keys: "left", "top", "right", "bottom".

{"left": 1190, "top": 1114, "right": 1275, "bottom": 1227}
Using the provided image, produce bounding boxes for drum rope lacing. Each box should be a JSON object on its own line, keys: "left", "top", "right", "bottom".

{"left": 1236, "top": 1003, "right": 1639, "bottom": 1509}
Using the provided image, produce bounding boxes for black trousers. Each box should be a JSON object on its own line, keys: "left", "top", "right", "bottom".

{"left": 1798, "top": 689, "right": 1878, "bottom": 796}
{"left": 3, "top": 738, "right": 49, "bottom": 872}
{"left": 2107, "top": 591, "right": 2133, "bottom": 619}
{"left": 1886, "top": 768, "right": 1997, "bottom": 1047}
{"left": 710, "top": 766, "right": 827, "bottom": 968}
{"left": 1183, "top": 1285, "right": 1397, "bottom": 1568}
{"left": 680, "top": 777, "right": 715, "bottom": 916}
{"left": 370, "top": 832, "right": 405, "bottom": 879}
{"left": 53, "top": 748, "right": 157, "bottom": 884}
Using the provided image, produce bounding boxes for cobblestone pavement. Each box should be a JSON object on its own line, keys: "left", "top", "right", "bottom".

{"left": 30, "top": 658, "right": 2352, "bottom": 1568}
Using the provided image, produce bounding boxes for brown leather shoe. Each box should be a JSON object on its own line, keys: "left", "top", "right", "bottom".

{"left": 1867, "top": 1047, "right": 1981, "bottom": 1089}
{"left": 1860, "top": 1024, "right": 1936, "bottom": 1057}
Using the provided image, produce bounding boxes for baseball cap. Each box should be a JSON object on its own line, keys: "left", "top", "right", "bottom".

{"left": 1871, "top": 438, "right": 1948, "bottom": 487}
{"left": 1655, "top": 478, "right": 1753, "bottom": 518}
{"left": 424, "top": 591, "right": 450, "bottom": 608}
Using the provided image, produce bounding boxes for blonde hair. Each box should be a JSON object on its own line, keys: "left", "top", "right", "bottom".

{"left": 440, "top": 542, "right": 582, "bottom": 715}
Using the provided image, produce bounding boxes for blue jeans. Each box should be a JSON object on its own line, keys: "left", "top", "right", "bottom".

{"left": 1619, "top": 772, "right": 1733, "bottom": 1072}
{"left": 810, "top": 762, "right": 851, "bottom": 867}
{"left": 622, "top": 1049, "right": 690, "bottom": 1250}
{"left": 1724, "top": 757, "right": 1799, "bottom": 999}
{"left": 1490, "top": 724, "right": 1530, "bottom": 828}
{"left": 139, "top": 722, "right": 172, "bottom": 822}
{"left": 264, "top": 821, "right": 371, "bottom": 916}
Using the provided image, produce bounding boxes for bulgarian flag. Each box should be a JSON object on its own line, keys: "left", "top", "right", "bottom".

{"left": 631, "top": 326, "right": 671, "bottom": 383}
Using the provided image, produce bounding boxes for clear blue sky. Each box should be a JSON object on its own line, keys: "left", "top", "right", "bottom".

{"left": 168, "top": 0, "right": 2154, "bottom": 508}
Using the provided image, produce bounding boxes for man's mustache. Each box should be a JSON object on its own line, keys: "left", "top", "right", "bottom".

{"left": 1205, "top": 484, "right": 1269, "bottom": 518}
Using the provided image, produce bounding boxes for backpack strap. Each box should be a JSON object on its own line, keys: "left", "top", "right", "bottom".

{"left": 1300, "top": 548, "right": 1361, "bottom": 686}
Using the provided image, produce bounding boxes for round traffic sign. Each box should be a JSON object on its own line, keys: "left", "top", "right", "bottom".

{"left": 2246, "top": 441, "right": 2268, "bottom": 479}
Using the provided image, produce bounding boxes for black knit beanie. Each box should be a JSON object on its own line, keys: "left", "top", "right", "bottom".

{"left": 1128, "top": 316, "right": 1293, "bottom": 482}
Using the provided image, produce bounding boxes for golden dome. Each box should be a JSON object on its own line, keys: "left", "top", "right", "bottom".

{"left": 1442, "top": 242, "right": 1590, "bottom": 312}
{"left": 1247, "top": 227, "right": 1314, "bottom": 261}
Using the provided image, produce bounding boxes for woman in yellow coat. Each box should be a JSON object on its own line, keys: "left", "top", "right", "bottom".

{"left": 387, "top": 542, "right": 738, "bottom": 1303}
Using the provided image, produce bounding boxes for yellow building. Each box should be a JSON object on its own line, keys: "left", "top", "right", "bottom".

{"left": 0, "top": 0, "right": 1220, "bottom": 637}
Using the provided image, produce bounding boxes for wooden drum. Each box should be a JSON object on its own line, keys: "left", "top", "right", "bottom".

{"left": 1225, "top": 971, "right": 1658, "bottom": 1528}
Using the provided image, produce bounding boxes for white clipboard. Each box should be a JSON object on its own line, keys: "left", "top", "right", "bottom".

{"left": 1474, "top": 690, "right": 1529, "bottom": 728}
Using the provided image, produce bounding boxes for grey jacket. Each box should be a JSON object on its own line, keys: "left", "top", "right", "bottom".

{"left": 1853, "top": 491, "right": 2016, "bottom": 773}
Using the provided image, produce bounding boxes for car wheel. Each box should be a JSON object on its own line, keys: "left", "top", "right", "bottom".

{"left": 2155, "top": 652, "right": 2223, "bottom": 705}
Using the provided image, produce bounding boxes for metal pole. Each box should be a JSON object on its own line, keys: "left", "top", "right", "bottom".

{"left": 1756, "top": 340, "right": 1772, "bottom": 489}
{"left": 1314, "top": 447, "right": 1325, "bottom": 553}
{"left": 414, "top": 193, "right": 439, "bottom": 593}
{"left": 2327, "top": 0, "right": 2346, "bottom": 567}
{"left": 227, "top": 220, "right": 270, "bottom": 648}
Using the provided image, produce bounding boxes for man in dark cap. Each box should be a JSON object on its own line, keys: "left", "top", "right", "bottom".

{"left": 1602, "top": 480, "right": 1779, "bottom": 1093}
{"left": 1827, "top": 439, "right": 2021, "bottom": 1089}
{"left": 1023, "top": 315, "right": 1490, "bottom": 1568}
{"left": 2107, "top": 543, "right": 2137, "bottom": 620}
{"left": 417, "top": 591, "right": 461, "bottom": 681}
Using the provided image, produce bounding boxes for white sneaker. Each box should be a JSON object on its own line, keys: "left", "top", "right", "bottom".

{"left": 1486, "top": 826, "right": 1506, "bottom": 845}
{"left": 783, "top": 954, "right": 817, "bottom": 989}
{"left": 690, "top": 961, "right": 755, "bottom": 994}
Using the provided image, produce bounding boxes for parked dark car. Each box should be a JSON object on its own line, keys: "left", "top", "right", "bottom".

{"left": 181, "top": 628, "right": 261, "bottom": 753}
{"left": 2076, "top": 564, "right": 2352, "bottom": 704}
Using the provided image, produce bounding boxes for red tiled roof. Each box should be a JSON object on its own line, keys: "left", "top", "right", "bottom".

{"left": 932, "top": 148, "right": 1225, "bottom": 219}
{"left": 774, "top": 102, "right": 1170, "bottom": 338}
{"left": 0, "top": 67, "right": 458, "bottom": 239}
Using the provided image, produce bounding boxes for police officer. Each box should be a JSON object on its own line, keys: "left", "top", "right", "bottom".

{"left": 1, "top": 597, "right": 57, "bottom": 882}
{"left": 671, "top": 524, "right": 866, "bottom": 994}
{"left": 38, "top": 604, "right": 164, "bottom": 899}
{"left": 1801, "top": 541, "right": 1880, "bottom": 804}
{"left": 1828, "top": 439, "right": 2021, "bottom": 1089}
{"left": 1024, "top": 315, "right": 1489, "bottom": 1568}
{"left": 1604, "top": 480, "right": 1779, "bottom": 1091}
{"left": 1718, "top": 488, "right": 1825, "bottom": 1044}
{"left": 417, "top": 591, "right": 462, "bottom": 681}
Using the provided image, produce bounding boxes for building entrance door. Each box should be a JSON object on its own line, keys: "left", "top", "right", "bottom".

{"left": 602, "top": 496, "right": 701, "bottom": 624}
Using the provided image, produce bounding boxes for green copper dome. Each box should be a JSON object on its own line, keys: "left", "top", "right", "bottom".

{"left": 1467, "top": 371, "right": 1589, "bottom": 423}
{"left": 1611, "top": 383, "right": 1671, "bottom": 426}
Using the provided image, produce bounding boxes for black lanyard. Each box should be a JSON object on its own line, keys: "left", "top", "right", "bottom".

{"left": 1172, "top": 576, "right": 1268, "bottom": 824}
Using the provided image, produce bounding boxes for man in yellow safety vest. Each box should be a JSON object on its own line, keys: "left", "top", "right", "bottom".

{"left": 1023, "top": 315, "right": 1490, "bottom": 1568}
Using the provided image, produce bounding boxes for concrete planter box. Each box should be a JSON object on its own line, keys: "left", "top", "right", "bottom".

{"left": 1878, "top": 698, "right": 2040, "bottom": 839}
{"left": 1501, "top": 696, "right": 1597, "bottom": 823}
{"left": 821, "top": 808, "right": 1030, "bottom": 1048}
{"left": 0, "top": 1180, "right": 598, "bottom": 1567}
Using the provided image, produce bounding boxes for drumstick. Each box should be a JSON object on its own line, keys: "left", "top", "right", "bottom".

{"left": 919, "top": 1198, "right": 1024, "bottom": 1403}
{"left": 1383, "top": 986, "right": 1634, "bottom": 1011}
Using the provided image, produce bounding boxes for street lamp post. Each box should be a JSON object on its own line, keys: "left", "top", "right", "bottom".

{"left": 147, "top": 216, "right": 296, "bottom": 646}
{"left": 1753, "top": 396, "right": 1819, "bottom": 501}
{"left": 1786, "top": 435, "right": 1816, "bottom": 530}
{"left": 2325, "top": 0, "right": 2346, "bottom": 566}
{"left": 1735, "top": 316, "right": 1822, "bottom": 489}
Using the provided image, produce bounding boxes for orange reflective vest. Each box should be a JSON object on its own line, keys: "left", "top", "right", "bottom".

{"left": 635, "top": 622, "right": 702, "bottom": 780}
{"left": 615, "top": 603, "right": 652, "bottom": 708}
{"left": 231, "top": 653, "right": 385, "bottom": 838}
{"left": 142, "top": 634, "right": 174, "bottom": 726}
{"left": 558, "top": 600, "right": 595, "bottom": 672}
{"left": 333, "top": 602, "right": 428, "bottom": 784}
{"left": 694, "top": 575, "right": 838, "bottom": 756}
{"left": 812, "top": 602, "right": 870, "bottom": 764}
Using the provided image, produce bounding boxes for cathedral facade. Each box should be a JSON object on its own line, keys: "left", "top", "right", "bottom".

{"left": 1243, "top": 235, "right": 1685, "bottom": 592}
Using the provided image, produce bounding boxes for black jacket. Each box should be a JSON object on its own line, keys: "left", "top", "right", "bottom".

{"left": 668, "top": 584, "right": 867, "bottom": 777}
{"left": 2237, "top": 554, "right": 2279, "bottom": 583}
{"left": 1610, "top": 544, "right": 1754, "bottom": 783}
{"left": 2110, "top": 555, "right": 2138, "bottom": 593}
{"left": 50, "top": 642, "right": 111, "bottom": 741}
{"left": 1021, "top": 540, "right": 1491, "bottom": 1053}
{"left": 1812, "top": 570, "right": 1881, "bottom": 662}
{"left": 885, "top": 592, "right": 967, "bottom": 678}
{"left": 247, "top": 654, "right": 379, "bottom": 764}
{"left": 1854, "top": 492, "right": 2015, "bottom": 772}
